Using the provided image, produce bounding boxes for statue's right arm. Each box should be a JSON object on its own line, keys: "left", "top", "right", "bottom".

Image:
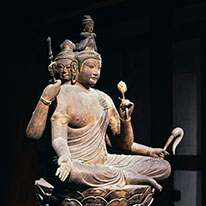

{"left": 26, "top": 100, "right": 50, "bottom": 139}
{"left": 26, "top": 80, "right": 61, "bottom": 139}
{"left": 51, "top": 87, "right": 72, "bottom": 182}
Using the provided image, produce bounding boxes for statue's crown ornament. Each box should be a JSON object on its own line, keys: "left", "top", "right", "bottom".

{"left": 54, "top": 39, "right": 75, "bottom": 61}
{"left": 47, "top": 15, "right": 101, "bottom": 73}
{"left": 74, "top": 15, "right": 101, "bottom": 70}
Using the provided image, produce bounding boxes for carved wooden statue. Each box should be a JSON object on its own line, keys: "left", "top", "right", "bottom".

{"left": 75, "top": 15, "right": 97, "bottom": 51}
{"left": 27, "top": 16, "right": 184, "bottom": 206}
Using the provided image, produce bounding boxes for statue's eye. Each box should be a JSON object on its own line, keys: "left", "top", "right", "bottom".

{"left": 57, "top": 64, "right": 64, "bottom": 69}
{"left": 65, "top": 65, "right": 71, "bottom": 69}
{"left": 86, "top": 63, "right": 95, "bottom": 69}
{"left": 90, "top": 65, "right": 95, "bottom": 69}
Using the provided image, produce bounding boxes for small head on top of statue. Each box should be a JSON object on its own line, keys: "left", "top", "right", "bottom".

{"left": 82, "top": 15, "right": 94, "bottom": 33}
{"left": 73, "top": 15, "right": 102, "bottom": 88}
{"left": 75, "top": 15, "right": 97, "bottom": 52}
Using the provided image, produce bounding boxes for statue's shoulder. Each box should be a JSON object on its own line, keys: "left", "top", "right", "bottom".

{"left": 60, "top": 83, "right": 78, "bottom": 92}
{"left": 58, "top": 84, "right": 70, "bottom": 95}
{"left": 60, "top": 84, "right": 88, "bottom": 97}
{"left": 95, "top": 89, "right": 108, "bottom": 98}
{"left": 56, "top": 84, "right": 75, "bottom": 99}
{"left": 95, "top": 89, "right": 114, "bottom": 107}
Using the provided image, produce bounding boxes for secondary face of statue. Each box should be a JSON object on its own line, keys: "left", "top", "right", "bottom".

{"left": 85, "top": 23, "right": 94, "bottom": 33}
{"left": 56, "top": 59, "right": 72, "bottom": 81}
{"left": 77, "top": 58, "right": 101, "bottom": 88}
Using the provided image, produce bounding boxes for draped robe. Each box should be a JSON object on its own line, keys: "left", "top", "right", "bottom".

{"left": 51, "top": 85, "right": 171, "bottom": 188}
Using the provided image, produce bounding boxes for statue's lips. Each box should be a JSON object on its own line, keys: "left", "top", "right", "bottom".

{"left": 62, "top": 74, "right": 69, "bottom": 79}
{"left": 90, "top": 77, "right": 98, "bottom": 81}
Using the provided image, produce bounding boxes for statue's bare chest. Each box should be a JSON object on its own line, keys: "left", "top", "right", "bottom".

{"left": 68, "top": 91, "right": 103, "bottom": 128}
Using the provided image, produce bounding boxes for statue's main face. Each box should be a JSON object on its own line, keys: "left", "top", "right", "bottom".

{"left": 56, "top": 58, "right": 72, "bottom": 81}
{"left": 77, "top": 58, "right": 101, "bottom": 88}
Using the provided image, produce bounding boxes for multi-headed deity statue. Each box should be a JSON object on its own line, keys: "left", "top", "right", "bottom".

{"left": 27, "top": 15, "right": 184, "bottom": 200}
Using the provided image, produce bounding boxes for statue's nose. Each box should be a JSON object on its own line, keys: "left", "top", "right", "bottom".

{"left": 93, "top": 72, "right": 98, "bottom": 76}
{"left": 62, "top": 67, "right": 67, "bottom": 73}
{"left": 93, "top": 67, "right": 100, "bottom": 76}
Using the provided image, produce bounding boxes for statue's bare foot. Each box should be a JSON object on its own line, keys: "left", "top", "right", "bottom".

{"left": 126, "top": 172, "right": 162, "bottom": 192}
{"left": 148, "top": 177, "right": 162, "bottom": 192}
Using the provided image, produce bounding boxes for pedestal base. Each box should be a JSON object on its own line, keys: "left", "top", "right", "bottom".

{"left": 34, "top": 178, "right": 155, "bottom": 206}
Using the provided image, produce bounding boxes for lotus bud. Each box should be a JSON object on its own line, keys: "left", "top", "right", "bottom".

{"left": 117, "top": 81, "right": 127, "bottom": 99}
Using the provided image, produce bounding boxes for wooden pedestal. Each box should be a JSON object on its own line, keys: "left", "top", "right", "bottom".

{"left": 34, "top": 178, "right": 155, "bottom": 206}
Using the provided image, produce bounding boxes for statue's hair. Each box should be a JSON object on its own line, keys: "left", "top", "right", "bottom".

{"left": 82, "top": 15, "right": 94, "bottom": 27}
{"left": 54, "top": 39, "right": 75, "bottom": 61}
{"left": 60, "top": 39, "right": 75, "bottom": 50}
{"left": 75, "top": 50, "right": 101, "bottom": 71}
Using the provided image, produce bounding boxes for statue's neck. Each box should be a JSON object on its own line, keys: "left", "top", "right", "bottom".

{"left": 76, "top": 82, "right": 92, "bottom": 92}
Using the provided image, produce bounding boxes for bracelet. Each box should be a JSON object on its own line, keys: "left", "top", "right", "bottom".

{"left": 146, "top": 147, "right": 152, "bottom": 156}
{"left": 40, "top": 96, "right": 52, "bottom": 106}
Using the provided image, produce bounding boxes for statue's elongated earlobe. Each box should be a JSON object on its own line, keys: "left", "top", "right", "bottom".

{"left": 71, "top": 60, "right": 78, "bottom": 85}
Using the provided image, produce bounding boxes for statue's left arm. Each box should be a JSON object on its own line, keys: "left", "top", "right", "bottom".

{"left": 109, "top": 98, "right": 168, "bottom": 158}
{"left": 108, "top": 98, "right": 134, "bottom": 150}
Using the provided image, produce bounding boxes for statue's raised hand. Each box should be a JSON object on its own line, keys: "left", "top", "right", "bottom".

{"left": 149, "top": 148, "right": 169, "bottom": 159}
{"left": 56, "top": 155, "right": 72, "bottom": 182}
{"left": 119, "top": 98, "right": 134, "bottom": 120}
{"left": 41, "top": 79, "right": 61, "bottom": 102}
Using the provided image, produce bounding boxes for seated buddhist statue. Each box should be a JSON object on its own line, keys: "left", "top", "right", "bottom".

{"left": 28, "top": 17, "right": 184, "bottom": 206}
{"left": 51, "top": 46, "right": 171, "bottom": 192}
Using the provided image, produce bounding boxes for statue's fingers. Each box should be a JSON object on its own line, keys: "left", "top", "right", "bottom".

{"left": 151, "top": 153, "right": 158, "bottom": 158}
{"left": 60, "top": 169, "right": 67, "bottom": 180}
{"left": 129, "top": 103, "right": 134, "bottom": 108}
{"left": 121, "top": 99, "right": 128, "bottom": 105}
{"left": 123, "top": 99, "right": 133, "bottom": 106}
{"left": 57, "top": 168, "right": 65, "bottom": 181}
{"left": 128, "top": 104, "right": 134, "bottom": 115}
{"left": 126, "top": 101, "right": 133, "bottom": 107}
{"left": 47, "top": 80, "right": 61, "bottom": 91}
{"left": 62, "top": 171, "right": 69, "bottom": 182}
{"left": 161, "top": 150, "right": 169, "bottom": 155}
{"left": 58, "top": 168, "right": 63, "bottom": 179}
{"left": 60, "top": 170, "right": 66, "bottom": 181}
{"left": 55, "top": 167, "right": 61, "bottom": 176}
{"left": 159, "top": 153, "right": 165, "bottom": 159}
{"left": 61, "top": 172, "right": 67, "bottom": 182}
{"left": 59, "top": 168, "right": 66, "bottom": 181}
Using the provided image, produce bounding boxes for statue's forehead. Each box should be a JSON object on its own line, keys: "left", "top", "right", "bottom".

{"left": 84, "top": 58, "right": 100, "bottom": 63}
{"left": 57, "top": 58, "right": 72, "bottom": 64}
{"left": 83, "top": 58, "right": 102, "bottom": 66}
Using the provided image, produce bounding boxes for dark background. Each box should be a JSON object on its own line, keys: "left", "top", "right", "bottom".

{"left": 2, "top": 0, "right": 205, "bottom": 205}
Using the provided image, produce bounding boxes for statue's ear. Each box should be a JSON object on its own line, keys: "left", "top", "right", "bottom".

{"left": 48, "top": 61, "right": 58, "bottom": 83}
{"left": 52, "top": 61, "right": 58, "bottom": 74}
{"left": 70, "top": 60, "right": 78, "bottom": 85}
{"left": 48, "top": 61, "right": 57, "bottom": 73}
